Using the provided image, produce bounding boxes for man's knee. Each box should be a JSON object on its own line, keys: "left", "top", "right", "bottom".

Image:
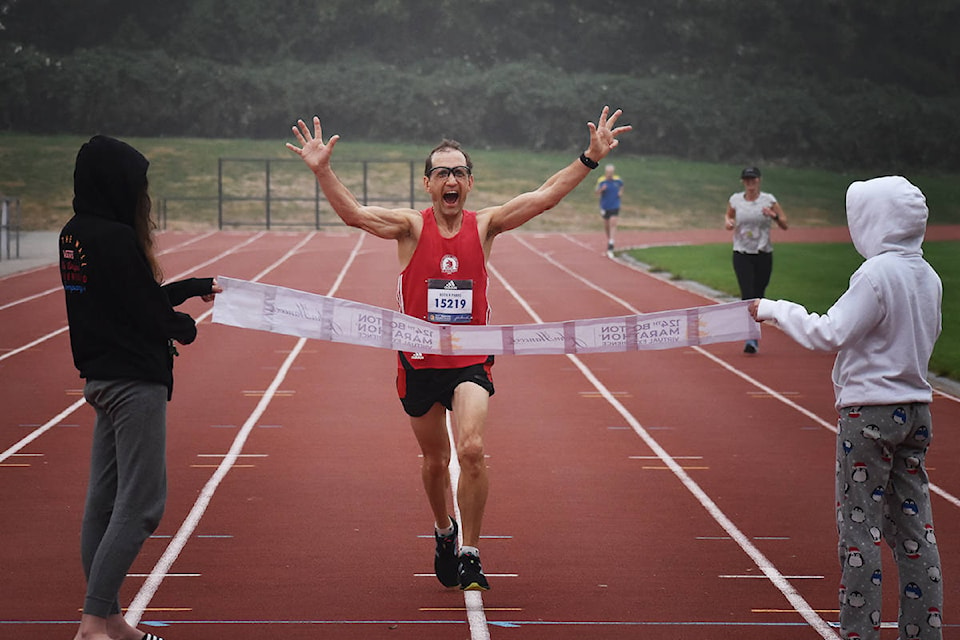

{"left": 457, "top": 435, "right": 485, "bottom": 472}
{"left": 422, "top": 450, "right": 451, "bottom": 476}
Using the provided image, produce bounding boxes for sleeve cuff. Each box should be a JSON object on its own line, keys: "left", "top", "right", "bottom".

{"left": 755, "top": 298, "right": 777, "bottom": 322}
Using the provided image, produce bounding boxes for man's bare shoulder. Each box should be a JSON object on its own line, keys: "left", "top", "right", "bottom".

{"left": 475, "top": 204, "right": 505, "bottom": 239}
{"left": 393, "top": 208, "right": 425, "bottom": 267}
{"left": 402, "top": 207, "right": 425, "bottom": 235}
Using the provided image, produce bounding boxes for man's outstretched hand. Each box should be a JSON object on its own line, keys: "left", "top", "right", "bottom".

{"left": 585, "top": 106, "right": 632, "bottom": 162}
{"left": 286, "top": 116, "right": 340, "bottom": 172}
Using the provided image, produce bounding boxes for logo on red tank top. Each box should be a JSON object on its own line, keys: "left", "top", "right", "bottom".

{"left": 440, "top": 254, "right": 459, "bottom": 274}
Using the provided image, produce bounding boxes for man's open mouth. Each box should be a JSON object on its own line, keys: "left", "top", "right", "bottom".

{"left": 443, "top": 191, "right": 459, "bottom": 205}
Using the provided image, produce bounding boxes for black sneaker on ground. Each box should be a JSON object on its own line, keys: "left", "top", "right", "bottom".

{"left": 434, "top": 517, "right": 460, "bottom": 587}
{"left": 743, "top": 339, "right": 758, "bottom": 354}
{"left": 458, "top": 552, "right": 490, "bottom": 591}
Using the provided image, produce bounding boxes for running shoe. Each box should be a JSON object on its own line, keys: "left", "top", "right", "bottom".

{"left": 743, "top": 339, "right": 758, "bottom": 354}
{"left": 458, "top": 552, "right": 490, "bottom": 591}
{"left": 434, "top": 516, "right": 460, "bottom": 587}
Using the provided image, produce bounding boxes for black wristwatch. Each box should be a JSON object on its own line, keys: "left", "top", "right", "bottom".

{"left": 579, "top": 153, "right": 599, "bottom": 170}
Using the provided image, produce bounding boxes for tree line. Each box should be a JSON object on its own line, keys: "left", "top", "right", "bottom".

{"left": 2, "top": 0, "right": 959, "bottom": 170}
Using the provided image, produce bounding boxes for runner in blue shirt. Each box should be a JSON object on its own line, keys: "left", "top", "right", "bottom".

{"left": 595, "top": 164, "right": 624, "bottom": 254}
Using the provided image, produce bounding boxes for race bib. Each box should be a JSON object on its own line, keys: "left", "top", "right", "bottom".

{"left": 427, "top": 279, "right": 473, "bottom": 323}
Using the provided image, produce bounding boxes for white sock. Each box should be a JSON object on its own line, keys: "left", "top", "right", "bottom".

{"left": 460, "top": 545, "right": 479, "bottom": 558}
{"left": 435, "top": 519, "right": 455, "bottom": 537}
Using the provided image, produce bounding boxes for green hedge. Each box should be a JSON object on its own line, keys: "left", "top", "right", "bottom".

{"left": 2, "top": 46, "right": 959, "bottom": 170}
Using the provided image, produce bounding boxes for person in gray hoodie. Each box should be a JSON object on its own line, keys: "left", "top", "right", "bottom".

{"left": 749, "top": 176, "right": 943, "bottom": 640}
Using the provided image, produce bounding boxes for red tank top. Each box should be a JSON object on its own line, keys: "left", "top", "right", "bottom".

{"left": 397, "top": 208, "right": 491, "bottom": 369}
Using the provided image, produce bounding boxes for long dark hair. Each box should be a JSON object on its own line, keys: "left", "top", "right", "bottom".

{"left": 134, "top": 180, "right": 162, "bottom": 283}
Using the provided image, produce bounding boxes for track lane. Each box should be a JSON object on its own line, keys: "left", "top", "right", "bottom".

{"left": 509, "top": 232, "right": 959, "bottom": 635}
{"left": 479, "top": 239, "right": 836, "bottom": 637}
{"left": 198, "top": 233, "right": 842, "bottom": 637}
{"left": 3, "top": 230, "right": 957, "bottom": 639}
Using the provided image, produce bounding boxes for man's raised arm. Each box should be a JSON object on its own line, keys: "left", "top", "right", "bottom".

{"left": 287, "top": 116, "right": 416, "bottom": 240}
{"left": 483, "top": 106, "right": 631, "bottom": 236}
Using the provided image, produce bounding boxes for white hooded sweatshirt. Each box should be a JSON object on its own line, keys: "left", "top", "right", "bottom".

{"left": 755, "top": 176, "right": 942, "bottom": 410}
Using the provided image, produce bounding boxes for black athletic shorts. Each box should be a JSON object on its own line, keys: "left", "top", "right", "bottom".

{"left": 601, "top": 208, "right": 620, "bottom": 219}
{"left": 397, "top": 354, "right": 495, "bottom": 417}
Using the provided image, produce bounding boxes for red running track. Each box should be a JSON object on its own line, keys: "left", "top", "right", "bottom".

{"left": 1, "top": 229, "right": 958, "bottom": 640}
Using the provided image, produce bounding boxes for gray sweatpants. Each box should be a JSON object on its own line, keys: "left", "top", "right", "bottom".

{"left": 836, "top": 403, "right": 943, "bottom": 640}
{"left": 81, "top": 379, "right": 167, "bottom": 618}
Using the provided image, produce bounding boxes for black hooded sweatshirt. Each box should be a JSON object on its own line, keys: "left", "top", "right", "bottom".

{"left": 60, "top": 135, "right": 211, "bottom": 399}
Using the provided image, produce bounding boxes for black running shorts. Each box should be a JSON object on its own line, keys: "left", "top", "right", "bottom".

{"left": 397, "top": 354, "right": 495, "bottom": 417}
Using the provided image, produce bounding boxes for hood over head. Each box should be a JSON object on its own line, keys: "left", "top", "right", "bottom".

{"left": 72, "top": 135, "right": 149, "bottom": 227}
{"left": 845, "top": 176, "right": 927, "bottom": 259}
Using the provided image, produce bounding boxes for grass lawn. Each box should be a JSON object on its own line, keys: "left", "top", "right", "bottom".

{"left": 2, "top": 132, "right": 957, "bottom": 379}
{"left": 625, "top": 242, "right": 959, "bottom": 381}
{"left": 4, "top": 133, "right": 960, "bottom": 231}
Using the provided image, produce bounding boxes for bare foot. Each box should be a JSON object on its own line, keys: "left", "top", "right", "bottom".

{"left": 72, "top": 614, "right": 111, "bottom": 640}
{"left": 106, "top": 614, "right": 152, "bottom": 640}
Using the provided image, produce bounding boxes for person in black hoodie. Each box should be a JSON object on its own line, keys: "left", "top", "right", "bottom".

{"left": 60, "top": 135, "right": 220, "bottom": 640}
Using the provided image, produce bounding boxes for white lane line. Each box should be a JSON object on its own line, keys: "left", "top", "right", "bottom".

{"left": 722, "top": 575, "right": 824, "bottom": 580}
{"left": 559, "top": 233, "right": 596, "bottom": 253}
{"left": 0, "top": 232, "right": 265, "bottom": 364}
{"left": 0, "top": 398, "right": 86, "bottom": 464}
{"left": 0, "top": 288, "right": 62, "bottom": 312}
{"left": 490, "top": 243, "right": 840, "bottom": 639}
{"left": 196, "top": 454, "right": 269, "bottom": 458}
{"left": 415, "top": 573, "right": 518, "bottom": 578}
{"left": 0, "top": 324, "right": 70, "bottom": 362}
{"left": 445, "top": 413, "right": 491, "bottom": 640}
{"left": 695, "top": 347, "right": 960, "bottom": 510}
{"left": 0, "top": 231, "right": 216, "bottom": 312}
{"left": 934, "top": 388, "right": 960, "bottom": 404}
{"left": 416, "top": 535, "right": 512, "bottom": 539}
{"left": 0, "top": 263, "right": 53, "bottom": 282}
{"left": 194, "top": 231, "right": 318, "bottom": 325}
{"left": 698, "top": 536, "right": 792, "bottom": 541}
{"left": 125, "top": 232, "right": 360, "bottom": 627}
{"left": 516, "top": 234, "right": 960, "bottom": 510}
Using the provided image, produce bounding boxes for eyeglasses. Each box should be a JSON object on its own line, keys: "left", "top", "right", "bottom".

{"left": 427, "top": 166, "right": 472, "bottom": 181}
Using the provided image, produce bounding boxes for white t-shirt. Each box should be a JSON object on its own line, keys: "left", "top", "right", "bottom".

{"left": 729, "top": 191, "right": 778, "bottom": 253}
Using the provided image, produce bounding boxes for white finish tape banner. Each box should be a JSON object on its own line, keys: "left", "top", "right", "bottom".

{"left": 211, "top": 276, "right": 760, "bottom": 355}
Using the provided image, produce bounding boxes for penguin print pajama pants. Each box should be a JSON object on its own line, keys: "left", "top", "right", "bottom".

{"left": 836, "top": 403, "right": 943, "bottom": 640}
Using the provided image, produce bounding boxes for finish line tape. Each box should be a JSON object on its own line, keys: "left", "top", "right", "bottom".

{"left": 211, "top": 276, "right": 760, "bottom": 356}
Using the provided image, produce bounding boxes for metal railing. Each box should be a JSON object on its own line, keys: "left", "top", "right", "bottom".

{"left": 1, "top": 196, "right": 21, "bottom": 260}
{"left": 215, "top": 158, "right": 425, "bottom": 230}
{"left": 155, "top": 158, "right": 428, "bottom": 230}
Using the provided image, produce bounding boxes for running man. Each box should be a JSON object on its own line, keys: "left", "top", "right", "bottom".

{"left": 595, "top": 163, "right": 624, "bottom": 254}
{"left": 287, "top": 106, "right": 631, "bottom": 590}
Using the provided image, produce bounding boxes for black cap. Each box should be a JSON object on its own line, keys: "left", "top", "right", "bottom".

{"left": 741, "top": 166, "right": 761, "bottom": 179}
